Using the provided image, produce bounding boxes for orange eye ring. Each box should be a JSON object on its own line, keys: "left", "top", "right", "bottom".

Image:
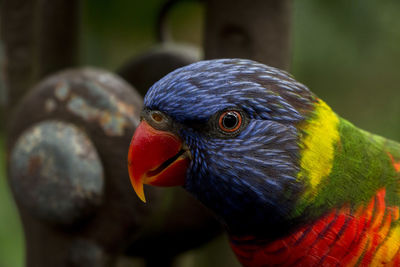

{"left": 218, "top": 110, "right": 242, "bottom": 132}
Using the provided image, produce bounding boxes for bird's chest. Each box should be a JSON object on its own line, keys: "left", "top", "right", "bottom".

{"left": 229, "top": 188, "right": 400, "bottom": 267}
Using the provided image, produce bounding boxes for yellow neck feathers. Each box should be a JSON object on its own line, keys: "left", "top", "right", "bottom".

{"left": 297, "top": 99, "right": 340, "bottom": 196}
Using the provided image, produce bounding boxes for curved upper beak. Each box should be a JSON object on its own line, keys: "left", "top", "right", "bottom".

{"left": 127, "top": 120, "right": 190, "bottom": 202}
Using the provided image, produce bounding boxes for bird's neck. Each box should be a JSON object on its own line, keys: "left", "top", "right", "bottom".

{"left": 229, "top": 188, "right": 400, "bottom": 267}
{"left": 293, "top": 100, "right": 400, "bottom": 222}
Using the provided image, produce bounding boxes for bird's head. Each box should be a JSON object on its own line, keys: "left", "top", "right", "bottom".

{"left": 128, "top": 59, "right": 320, "bottom": 237}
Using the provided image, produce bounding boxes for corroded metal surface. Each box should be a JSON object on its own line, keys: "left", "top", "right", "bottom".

{"left": 52, "top": 69, "right": 141, "bottom": 136}
{"left": 7, "top": 68, "right": 221, "bottom": 267}
{"left": 9, "top": 121, "right": 104, "bottom": 225}
{"left": 7, "top": 68, "right": 143, "bottom": 146}
{"left": 7, "top": 68, "right": 150, "bottom": 266}
{"left": 64, "top": 86, "right": 138, "bottom": 136}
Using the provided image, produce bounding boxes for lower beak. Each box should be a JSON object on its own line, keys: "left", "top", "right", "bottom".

{"left": 127, "top": 121, "right": 190, "bottom": 202}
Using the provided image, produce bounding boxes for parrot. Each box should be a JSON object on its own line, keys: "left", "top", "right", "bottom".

{"left": 127, "top": 58, "right": 400, "bottom": 266}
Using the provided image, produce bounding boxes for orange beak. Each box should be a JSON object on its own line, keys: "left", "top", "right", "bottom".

{"left": 127, "top": 121, "right": 190, "bottom": 202}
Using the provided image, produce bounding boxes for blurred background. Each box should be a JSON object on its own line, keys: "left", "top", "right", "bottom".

{"left": 1, "top": 0, "right": 400, "bottom": 266}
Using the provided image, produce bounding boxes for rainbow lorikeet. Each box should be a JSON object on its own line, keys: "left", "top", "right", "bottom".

{"left": 127, "top": 59, "right": 400, "bottom": 266}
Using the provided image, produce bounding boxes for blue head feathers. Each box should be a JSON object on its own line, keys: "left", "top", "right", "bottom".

{"left": 143, "top": 59, "right": 315, "bottom": 237}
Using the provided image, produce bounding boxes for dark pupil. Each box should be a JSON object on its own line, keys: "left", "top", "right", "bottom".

{"left": 223, "top": 112, "right": 238, "bottom": 129}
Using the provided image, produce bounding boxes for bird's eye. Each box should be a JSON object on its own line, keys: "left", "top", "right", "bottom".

{"left": 150, "top": 111, "right": 164, "bottom": 123}
{"left": 218, "top": 111, "right": 242, "bottom": 133}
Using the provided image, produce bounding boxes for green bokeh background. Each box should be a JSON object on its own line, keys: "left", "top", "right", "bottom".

{"left": 1, "top": 0, "right": 400, "bottom": 266}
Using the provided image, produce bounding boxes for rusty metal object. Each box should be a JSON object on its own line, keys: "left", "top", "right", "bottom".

{"left": 7, "top": 68, "right": 220, "bottom": 267}
{"left": 7, "top": 68, "right": 146, "bottom": 266}
{"left": 7, "top": 68, "right": 143, "bottom": 145}
{"left": 204, "top": 0, "right": 292, "bottom": 70}
{"left": 9, "top": 121, "right": 104, "bottom": 225}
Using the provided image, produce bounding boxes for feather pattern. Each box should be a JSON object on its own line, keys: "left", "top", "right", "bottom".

{"left": 141, "top": 58, "right": 400, "bottom": 266}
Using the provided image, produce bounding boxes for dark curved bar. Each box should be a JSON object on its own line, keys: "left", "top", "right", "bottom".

{"left": 204, "top": 0, "right": 292, "bottom": 70}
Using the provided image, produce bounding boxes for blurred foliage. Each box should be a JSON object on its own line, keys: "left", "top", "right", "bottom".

{"left": 292, "top": 0, "right": 400, "bottom": 140}
{"left": 2, "top": 0, "right": 400, "bottom": 266}
{"left": 0, "top": 134, "right": 24, "bottom": 267}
